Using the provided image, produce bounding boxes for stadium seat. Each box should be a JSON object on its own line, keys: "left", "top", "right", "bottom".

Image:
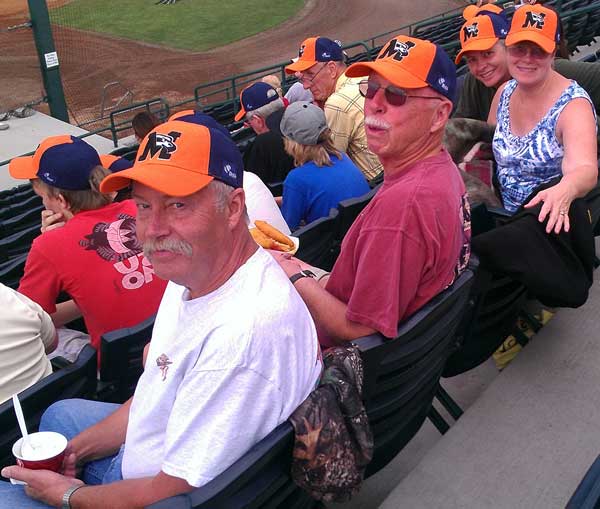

{"left": 328, "top": 187, "right": 379, "bottom": 265}
{"left": 0, "top": 205, "right": 43, "bottom": 240}
{"left": 0, "top": 224, "right": 39, "bottom": 262}
{"left": 352, "top": 264, "right": 475, "bottom": 477}
{"left": 110, "top": 144, "right": 140, "bottom": 158}
{"left": 0, "top": 194, "right": 42, "bottom": 221}
{"left": 98, "top": 314, "right": 156, "bottom": 403}
{"left": 147, "top": 422, "right": 317, "bottom": 509}
{"left": 0, "top": 186, "right": 35, "bottom": 207}
{"left": 566, "top": 454, "right": 600, "bottom": 509}
{"left": 294, "top": 208, "right": 339, "bottom": 272}
{"left": 0, "top": 184, "right": 32, "bottom": 201}
{"left": 266, "top": 181, "right": 283, "bottom": 197}
{"left": 0, "top": 345, "right": 97, "bottom": 471}
{"left": 0, "top": 253, "right": 28, "bottom": 289}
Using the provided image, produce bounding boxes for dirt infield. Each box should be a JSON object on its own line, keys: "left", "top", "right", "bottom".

{"left": 1, "top": 0, "right": 465, "bottom": 128}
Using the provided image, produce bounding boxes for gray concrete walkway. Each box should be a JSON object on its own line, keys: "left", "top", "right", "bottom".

{"left": 0, "top": 112, "right": 115, "bottom": 191}
{"left": 379, "top": 276, "right": 600, "bottom": 508}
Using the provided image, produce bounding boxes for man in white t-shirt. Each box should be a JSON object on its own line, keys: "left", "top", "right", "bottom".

{"left": 1, "top": 121, "right": 321, "bottom": 508}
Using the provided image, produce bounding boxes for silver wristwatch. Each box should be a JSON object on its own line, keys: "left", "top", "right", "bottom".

{"left": 62, "top": 484, "right": 85, "bottom": 509}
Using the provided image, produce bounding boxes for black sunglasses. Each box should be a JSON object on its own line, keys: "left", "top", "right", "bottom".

{"left": 358, "top": 80, "right": 443, "bottom": 106}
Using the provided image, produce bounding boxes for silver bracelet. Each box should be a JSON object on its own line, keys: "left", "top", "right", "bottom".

{"left": 62, "top": 484, "right": 85, "bottom": 509}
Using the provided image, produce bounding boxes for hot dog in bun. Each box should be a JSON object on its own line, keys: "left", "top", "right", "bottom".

{"left": 250, "top": 220, "right": 295, "bottom": 252}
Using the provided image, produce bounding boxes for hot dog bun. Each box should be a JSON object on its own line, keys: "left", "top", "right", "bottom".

{"left": 250, "top": 227, "right": 277, "bottom": 250}
{"left": 250, "top": 221, "right": 294, "bottom": 252}
{"left": 254, "top": 220, "right": 295, "bottom": 249}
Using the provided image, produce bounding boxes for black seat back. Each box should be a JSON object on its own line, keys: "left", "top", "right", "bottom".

{"left": 0, "top": 345, "right": 97, "bottom": 470}
{"left": 329, "top": 187, "right": 379, "bottom": 265}
{"left": 566, "top": 454, "right": 600, "bottom": 509}
{"left": 294, "top": 208, "right": 339, "bottom": 272}
{"left": 0, "top": 253, "right": 28, "bottom": 289}
{"left": 0, "top": 224, "right": 39, "bottom": 262}
{"left": 0, "top": 205, "right": 43, "bottom": 239}
{"left": 99, "top": 314, "right": 156, "bottom": 403}
{"left": 354, "top": 267, "right": 475, "bottom": 476}
{"left": 147, "top": 422, "right": 317, "bottom": 509}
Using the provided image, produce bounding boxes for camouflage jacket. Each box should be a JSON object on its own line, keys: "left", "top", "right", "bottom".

{"left": 289, "top": 344, "right": 373, "bottom": 502}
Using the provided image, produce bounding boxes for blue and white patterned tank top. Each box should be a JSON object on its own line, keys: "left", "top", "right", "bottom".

{"left": 493, "top": 79, "right": 595, "bottom": 213}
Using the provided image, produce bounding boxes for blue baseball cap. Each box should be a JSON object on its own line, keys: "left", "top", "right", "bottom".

{"left": 235, "top": 82, "right": 280, "bottom": 121}
{"left": 9, "top": 135, "right": 102, "bottom": 190}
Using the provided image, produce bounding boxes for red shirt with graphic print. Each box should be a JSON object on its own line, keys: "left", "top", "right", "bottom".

{"left": 18, "top": 200, "right": 167, "bottom": 357}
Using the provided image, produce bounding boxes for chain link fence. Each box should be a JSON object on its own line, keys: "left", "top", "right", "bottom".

{"left": 0, "top": 14, "right": 46, "bottom": 120}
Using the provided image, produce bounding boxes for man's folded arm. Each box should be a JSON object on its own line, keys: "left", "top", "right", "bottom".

{"left": 70, "top": 471, "right": 194, "bottom": 509}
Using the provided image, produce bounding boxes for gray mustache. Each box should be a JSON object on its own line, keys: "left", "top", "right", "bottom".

{"left": 143, "top": 238, "right": 193, "bottom": 258}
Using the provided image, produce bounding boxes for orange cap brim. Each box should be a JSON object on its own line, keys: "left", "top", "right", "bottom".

{"left": 8, "top": 156, "right": 38, "bottom": 180}
{"left": 100, "top": 163, "right": 214, "bottom": 197}
{"left": 346, "top": 60, "right": 427, "bottom": 89}
{"left": 505, "top": 32, "right": 555, "bottom": 54}
{"left": 285, "top": 59, "right": 317, "bottom": 75}
{"left": 455, "top": 36, "right": 499, "bottom": 64}
{"left": 234, "top": 107, "right": 246, "bottom": 122}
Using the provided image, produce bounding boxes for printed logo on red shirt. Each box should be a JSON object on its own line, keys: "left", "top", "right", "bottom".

{"left": 79, "top": 213, "right": 156, "bottom": 290}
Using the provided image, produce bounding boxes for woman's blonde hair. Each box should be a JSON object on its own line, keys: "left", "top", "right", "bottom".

{"left": 38, "top": 165, "right": 114, "bottom": 213}
{"left": 283, "top": 129, "right": 341, "bottom": 167}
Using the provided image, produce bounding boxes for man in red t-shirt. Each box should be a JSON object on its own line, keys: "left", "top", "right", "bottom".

{"left": 274, "top": 36, "right": 471, "bottom": 347}
{"left": 9, "top": 136, "right": 167, "bottom": 359}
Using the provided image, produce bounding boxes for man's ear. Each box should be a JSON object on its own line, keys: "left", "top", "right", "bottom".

{"left": 430, "top": 100, "right": 454, "bottom": 134}
{"left": 227, "top": 188, "right": 246, "bottom": 229}
{"left": 256, "top": 115, "right": 267, "bottom": 130}
{"left": 325, "top": 61, "right": 339, "bottom": 78}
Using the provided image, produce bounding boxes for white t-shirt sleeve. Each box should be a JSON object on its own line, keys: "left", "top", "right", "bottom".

{"left": 244, "top": 171, "right": 291, "bottom": 235}
{"left": 13, "top": 290, "right": 56, "bottom": 350}
{"left": 161, "top": 365, "right": 284, "bottom": 488}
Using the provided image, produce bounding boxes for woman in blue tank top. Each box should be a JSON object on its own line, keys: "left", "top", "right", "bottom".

{"left": 278, "top": 101, "right": 370, "bottom": 232}
{"left": 487, "top": 4, "right": 597, "bottom": 233}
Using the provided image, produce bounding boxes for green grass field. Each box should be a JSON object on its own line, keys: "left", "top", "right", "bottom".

{"left": 50, "top": 0, "right": 305, "bottom": 51}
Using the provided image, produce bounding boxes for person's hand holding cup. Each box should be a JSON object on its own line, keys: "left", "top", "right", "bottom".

{"left": 11, "top": 431, "right": 68, "bottom": 483}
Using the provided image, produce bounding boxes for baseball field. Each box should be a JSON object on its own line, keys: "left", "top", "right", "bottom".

{"left": 51, "top": 0, "right": 305, "bottom": 51}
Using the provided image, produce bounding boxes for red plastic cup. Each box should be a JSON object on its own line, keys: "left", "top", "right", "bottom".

{"left": 12, "top": 431, "right": 67, "bottom": 472}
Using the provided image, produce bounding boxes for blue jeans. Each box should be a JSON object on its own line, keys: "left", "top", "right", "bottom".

{"left": 0, "top": 399, "right": 123, "bottom": 508}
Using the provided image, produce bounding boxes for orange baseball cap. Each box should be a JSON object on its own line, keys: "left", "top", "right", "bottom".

{"left": 462, "top": 3, "right": 504, "bottom": 20}
{"left": 345, "top": 35, "right": 456, "bottom": 102}
{"left": 455, "top": 12, "right": 509, "bottom": 64}
{"left": 100, "top": 121, "right": 243, "bottom": 196}
{"left": 9, "top": 135, "right": 101, "bottom": 189}
{"left": 285, "top": 37, "right": 344, "bottom": 74}
{"left": 100, "top": 154, "right": 133, "bottom": 173}
{"left": 506, "top": 4, "right": 559, "bottom": 54}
